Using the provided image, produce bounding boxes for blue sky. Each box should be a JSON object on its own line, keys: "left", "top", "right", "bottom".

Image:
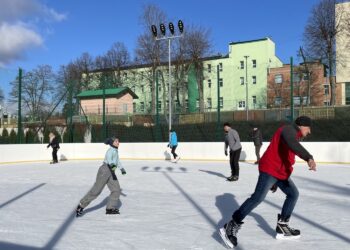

{"left": 0, "top": 0, "right": 322, "bottom": 102}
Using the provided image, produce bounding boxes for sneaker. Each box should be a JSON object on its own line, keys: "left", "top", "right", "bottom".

{"left": 106, "top": 208, "right": 120, "bottom": 215}
{"left": 226, "top": 175, "right": 239, "bottom": 182}
{"left": 76, "top": 204, "right": 84, "bottom": 217}
{"left": 219, "top": 220, "right": 243, "bottom": 248}
{"left": 276, "top": 214, "right": 300, "bottom": 239}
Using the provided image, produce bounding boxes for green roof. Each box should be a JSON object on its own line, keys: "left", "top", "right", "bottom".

{"left": 76, "top": 87, "right": 138, "bottom": 99}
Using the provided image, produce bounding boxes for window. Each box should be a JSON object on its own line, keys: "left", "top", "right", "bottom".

{"left": 219, "top": 63, "right": 223, "bottom": 72}
{"left": 240, "top": 77, "right": 244, "bottom": 85}
{"left": 346, "top": 82, "right": 350, "bottom": 105}
{"left": 302, "top": 96, "right": 310, "bottom": 105}
{"left": 140, "top": 102, "right": 145, "bottom": 112}
{"left": 274, "top": 74, "right": 283, "bottom": 84}
{"left": 324, "top": 85, "right": 330, "bottom": 95}
{"left": 252, "top": 76, "right": 256, "bottom": 84}
{"left": 123, "top": 72, "right": 127, "bottom": 78}
{"left": 196, "top": 99, "right": 200, "bottom": 109}
{"left": 208, "top": 79, "right": 212, "bottom": 88}
{"left": 240, "top": 61, "right": 244, "bottom": 69}
{"left": 133, "top": 103, "right": 136, "bottom": 113}
{"left": 324, "top": 100, "right": 330, "bottom": 106}
{"left": 207, "top": 98, "right": 212, "bottom": 109}
{"left": 303, "top": 73, "right": 309, "bottom": 80}
{"left": 252, "top": 59, "right": 257, "bottom": 68}
{"left": 238, "top": 100, "right": 245, "bottom": 108}
{"left": 293, "top": 73, "right": 300, "bottom": 83}
{"left": 208, "top": 64, "right": 211, "bottom": 73}
{"left": 293, "top": 96, "right": 301, "bottom": 106}
{"left": 158, "top": 84, "right": 161, "bottom": 92}
{"left": 252, "top": 96, "right": 257, "bottom": 105}
{"left": 123, "top": 104, "right": 128, "bottom": 113}
{"left": 219, "top": 97, "right": 223, "bottom": 108}
{"left": 185, "top": 99, "right": 189, "bottom": 110}
{"left": 141, "top": 85, "right": 144, "bottom": 93}
{"left": 274, "top": 97, "right": 281, "bottom": 106}
{"left": 157, "top": 101, "right": 161, "bottom": 110}
{"left": 219, "top": 78, "right": 223, "bottom": 87}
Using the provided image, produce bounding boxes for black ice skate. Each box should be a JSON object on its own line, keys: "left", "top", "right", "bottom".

{"left": 276, "top": 214, "right": 300, "bottom": 240}
{"left": 76, "top": 204, "right": 84, "bottom": 217}
{"left": 226, "top": 175, "right": 239, "bottom": 182}
{"left": 219, "top": 220, "right": 243, "bottom": 248}
{"left": 106, "top": 208, "right": 120, "bottom": 215}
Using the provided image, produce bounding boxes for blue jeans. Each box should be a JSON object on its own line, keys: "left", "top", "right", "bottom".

{"left": 232, "top": 172, "right": 299, "bottom": 222}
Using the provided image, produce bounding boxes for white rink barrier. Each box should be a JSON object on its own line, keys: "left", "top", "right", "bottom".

{"left": 0, "top": 142, "right": 349, "bottom": 164}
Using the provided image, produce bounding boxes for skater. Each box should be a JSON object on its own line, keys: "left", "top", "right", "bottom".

{"left": 47, "top": 132, "right": 60, "bottom": 164}
{"left": 168, "top": 129, "right": 180, "bottom": 162}
{"left": 219, "top": 116, "right": 317, "bottom": 248}
{"left": 224, "top": 122, "right": 242, "bottom": 181}
{"left": 250, "top": 126, "right": 263, "bottom": 164}
{"left": 75, "top": 137, "right": 126, "bottom": 217}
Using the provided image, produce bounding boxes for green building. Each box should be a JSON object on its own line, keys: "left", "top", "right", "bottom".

{"left": 88, "top": 37, "right": 282, "bottom": 114}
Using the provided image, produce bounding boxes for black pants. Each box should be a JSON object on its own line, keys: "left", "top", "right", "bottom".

{"left": 52, "top": 148, "right": 58, "bottom": 163}
{"left": 229, "top": 148, "right": 242, "bottom": 177}
{"left": 255, "top": 145, "right": 262, "bottom": 161}
{"left": 171, "top": 146, "right": 178, "bottom": 159}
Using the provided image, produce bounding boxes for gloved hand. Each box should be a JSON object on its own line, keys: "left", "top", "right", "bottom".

{"left": 110, "top": 164, "right": 117, "bottom": 171}
{"left": 224, "top": 150, "right": 228, "bottom": 156}
{"left": 121, "top": 168, "right": 126, "bottom": 175}
{"left": 47, "top": 145, "right": 50, "bottom": 149}
{"left": 167, "top": 144, "right": 170, "bottom": 148}
{"left": 270, "top": 184, "right": 277, "bottom": 193}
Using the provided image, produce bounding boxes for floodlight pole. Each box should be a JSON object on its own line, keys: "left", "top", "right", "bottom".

{"left": 154, "top": 34, "right": 182, "bottom": 140}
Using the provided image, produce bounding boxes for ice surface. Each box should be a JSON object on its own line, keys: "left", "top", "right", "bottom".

{"left": 0, "top": 160, "right": 349, "bottom": 250}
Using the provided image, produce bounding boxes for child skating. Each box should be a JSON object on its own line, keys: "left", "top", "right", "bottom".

{"left": 76, "top": 137, "right": 126, "bottom": 217}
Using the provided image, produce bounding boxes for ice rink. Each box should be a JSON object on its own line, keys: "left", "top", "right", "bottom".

{"left": 0, "top": 159, "right": 349, "bottom": 250}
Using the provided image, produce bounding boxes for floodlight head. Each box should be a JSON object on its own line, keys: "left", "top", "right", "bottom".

{"left": 160, "top": 23, "right": 166, "bottom": 36}
{"left": 178, "top": 20, "right": 184, "bottom": 33}
{"left": 151, "top": 25, "right": 157, "bottom": 37}
{"left": 169, "top": 22, "right": 175, "bottom": 35}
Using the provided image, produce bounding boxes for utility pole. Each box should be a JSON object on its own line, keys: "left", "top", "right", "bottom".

{"left": 244, "top": 55, "right": 249, "bottom": 121}
{"left": 17, "top": 68, "right": 22, "bottom": 144}
{"left": 290, "top": 57, "right": 294, "bottom": 121}
{"left": 216, "top": 64, "right": 221, "bottom": 140}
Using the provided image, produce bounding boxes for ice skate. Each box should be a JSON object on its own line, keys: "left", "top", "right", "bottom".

{"left": 275, "top": 214, "right": 300, "bottom": 240}
{"left": 226, "top": 175, "right": 239, "bottom": 181}
{"left": 76, "top": 204, "right": 84, "bottom": 217}
{"left": 219, "top": 220, "right": 243, "bottom": 248}
{"left": 106, "top": 208, "right": 120, "bottom": 215}
{"left": 174, "top": 156, "right": 181, "bottom": 163}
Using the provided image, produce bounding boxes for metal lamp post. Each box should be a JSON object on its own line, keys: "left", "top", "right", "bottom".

{"left": 151, "top": 20, "right": 184, "bottom": 140}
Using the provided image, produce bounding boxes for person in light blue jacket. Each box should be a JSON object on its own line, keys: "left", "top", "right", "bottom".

{"left": 168, "top": 129, "right": 180, "bottom": 162}
{"left": 76, "top": 137, "right": 126, "bottom": 217}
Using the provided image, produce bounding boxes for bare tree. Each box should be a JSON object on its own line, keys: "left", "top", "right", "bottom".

{"left": 10, "top": 65, "right": 56, "bottom": 120}
{"left": 183, "top": 24, "right": 212, "bottom": 112}
{"left": 135, "top": 3, "right": 167, "bottom": 114}
{"left": 303, "top": 0, "right": 350, "bottom": 105}
{"left": 103, "top": 42, "right": 130, "bottom": 87}
{"left": 0, "top": 86, "right": 4, "bottom": 104}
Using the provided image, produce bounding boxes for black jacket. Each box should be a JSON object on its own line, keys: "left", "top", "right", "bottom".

{"left": 48, "top": 137, "right": 60, "bottom": 150}
{"left": 251, "top": 129, "right": 263, "bottom": 146}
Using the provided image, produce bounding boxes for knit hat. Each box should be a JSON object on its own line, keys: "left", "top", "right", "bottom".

{"left": 295, "top": 116, "right": 312, "bottom": 127}
{"left": 104, "top": 137, "right": 118, "bottom": 147}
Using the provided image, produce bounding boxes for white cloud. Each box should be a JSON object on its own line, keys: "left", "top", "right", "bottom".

{"left": 0, "top": 23, "right": 43, "bottom": 66}
{"left": 0, "top": 0, "right": 66, "bottom": 66}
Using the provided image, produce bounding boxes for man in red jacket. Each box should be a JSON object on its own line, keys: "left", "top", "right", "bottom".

{"left": 219, "top": 116, "right": 316, "bottom": 248}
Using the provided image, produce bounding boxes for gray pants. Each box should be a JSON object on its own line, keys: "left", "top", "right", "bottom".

{"left": 80, "top": 163, "right": 121, "bottom": 210}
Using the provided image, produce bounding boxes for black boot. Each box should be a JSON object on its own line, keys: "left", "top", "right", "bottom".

{"left": 276, "top": 214, "right": 300, "bottom": 239}
{"left": 106, "top": 208, "right": 120, "bottom": 215}
{"left": 76, "top": 204, "right": 84, "bottom": 217}
{"left": 219, "top": 220, "right": 243, "bottom": 248}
